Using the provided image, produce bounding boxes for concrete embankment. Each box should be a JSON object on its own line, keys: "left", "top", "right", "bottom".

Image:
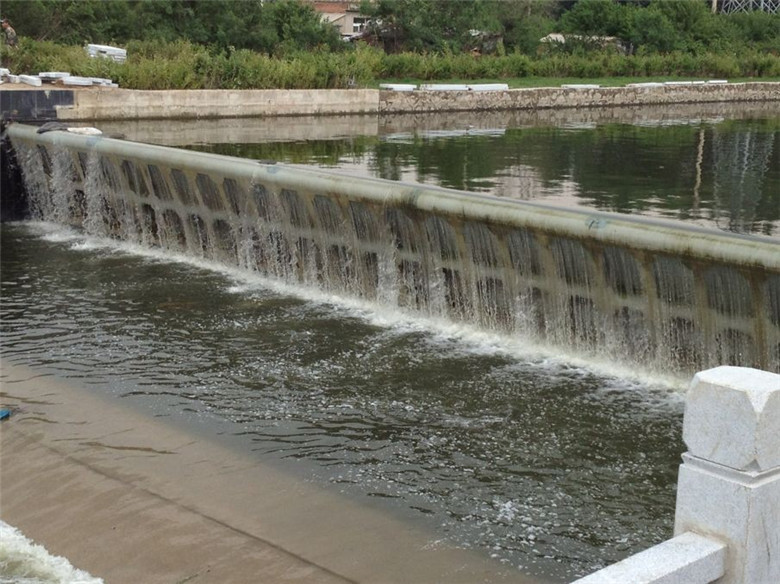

{"left": 0, "top": 362, "right": 538, "bottom": 584}
{"left": 2, "top": 82, "right": 779, "bottom": 121}
{"left": 382, "top": 81, "right": 780, "bottom": 113}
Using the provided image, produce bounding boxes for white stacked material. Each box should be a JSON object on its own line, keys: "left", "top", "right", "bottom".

{"left": 708, "top": 79, "right": 728, "bottom": 84}
{"left": 89, "top": 77, "right": 114, "bottom": 86}
{"left": 379, "top": 83, "right": 417, "bottom": 91}
{"left": 664, "top": 81, "right": 694, "bottom": 86}
{"left": 7, "top": 75, "right": 20, "bottom": 83}
{"left": 419, "top": 84, "right": 469, "bottom": 91}
{"left": 561, "top": 84, "right": 600, "bottom": 89}
{"left": 18, "top": 75, "right": 43, "bottom": 87}
{"left": 0, "top": 68, "right": 10, "bottom": 77}
{"left": 63, "top": 76, "right": 94, "bottom": 86}
{"left": 627, "top": 82, "right": 664, "bottom": 88}
{"left": 86, "top": 43, "right": 127, "bottom": 63}
{"left": 467, "top": 83, "right": 509, "bottom": 91}
{"left": 39, "top": 71, "right": 71, "bottom": 81}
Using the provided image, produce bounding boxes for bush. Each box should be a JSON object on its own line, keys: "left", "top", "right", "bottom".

{"left": 2, "top": 38, "right": 779, "bottom": 90}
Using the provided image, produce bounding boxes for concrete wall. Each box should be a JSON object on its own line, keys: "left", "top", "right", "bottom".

{"left": 56, "top": 88, "right": 380, "bottom": 121}
{"left": 1, "top": 89, "right": 75, "bottom": 122}
{"left": 380, "top": 82, "right": 780, "bottom": 114}
{"left": 43, "top": 82, "right": 780, "bottom": 121}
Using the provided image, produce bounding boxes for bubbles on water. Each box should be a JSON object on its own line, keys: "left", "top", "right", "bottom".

{"left": 3, "top": 222, "right": 688, "bottom": 582}
{"left": 495, "top": 500, "right": 519, "bottom": 523}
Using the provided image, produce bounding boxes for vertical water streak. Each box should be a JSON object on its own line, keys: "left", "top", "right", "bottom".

{"left": 48, "top": 146, "right": 78, "bottom": 225}
{"left": 14, "top": 142, "right": 53, "bottom": 220}
{"left": 82, "top": 151, "right": 110, "bottom": 237}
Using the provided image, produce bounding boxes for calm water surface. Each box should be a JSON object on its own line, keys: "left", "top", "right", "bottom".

{"left": 183, "top": 112, "right": 780, "bottom": 237}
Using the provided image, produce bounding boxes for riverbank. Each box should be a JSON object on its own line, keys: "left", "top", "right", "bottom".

{"left": 2, "top": 81, "right": 779, "bottom": 121}
{"left": 0, "top": 361, "right": 537, "bottom": 584}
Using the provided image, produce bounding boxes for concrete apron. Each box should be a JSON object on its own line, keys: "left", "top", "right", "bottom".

{"left": 0, "top": 361, "right": 539, "bottom": 584}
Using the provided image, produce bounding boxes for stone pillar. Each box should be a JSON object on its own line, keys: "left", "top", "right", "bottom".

{"left": 674, "top": 366, "right": 780, "bottom": 584}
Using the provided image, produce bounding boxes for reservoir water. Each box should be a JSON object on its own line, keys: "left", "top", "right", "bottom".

{"left": 3, "top": 104, "right": 778, "bottom": 582}
{"left": 108, "top": 103, "right": 779, "bottom": 238}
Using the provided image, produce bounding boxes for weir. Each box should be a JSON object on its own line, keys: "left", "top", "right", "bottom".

{"left": 5, "top": 122, "right": 780, "bottom": 375}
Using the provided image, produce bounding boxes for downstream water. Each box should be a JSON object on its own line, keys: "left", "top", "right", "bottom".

{"left": 4, "top": 106, "right": 778, "bottom": 582}
{"left": 2, "top": 223, "right": 684, "bottom": 583}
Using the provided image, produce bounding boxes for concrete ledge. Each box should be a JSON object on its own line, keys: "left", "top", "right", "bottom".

{"left": 1, "top": 88, "right": 75, "bottom": 122}
{"left": 572, "top": 532, "right": 726, "bottom": 584}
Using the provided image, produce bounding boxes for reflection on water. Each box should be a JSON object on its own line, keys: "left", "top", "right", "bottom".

{"left": 102, "top": 106, "right": 780, "bottom": 238}
{"left": 1, "top": 224, "right": 685, "bottom": 582}
{"left": 189, "top": 118, "right": 779, "bottom": 237}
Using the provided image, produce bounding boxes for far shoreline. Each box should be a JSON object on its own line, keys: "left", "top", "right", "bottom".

{"left": 2, "top": 80, "right": 779, "bottom": 122}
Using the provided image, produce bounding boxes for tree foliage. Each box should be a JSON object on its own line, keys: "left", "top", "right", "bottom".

{"left": 1, "top": 0, "right": 778, "bottom": 60}
{"left": 560, "top": 0, "right": 633, "bottom": 38}
{"left": 0, "top": 0, "right": 341, "bottom": 55}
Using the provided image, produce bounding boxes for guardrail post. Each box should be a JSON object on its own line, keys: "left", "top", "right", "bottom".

{"left": 674, "top": 366, "right": 780, "bottom": 584}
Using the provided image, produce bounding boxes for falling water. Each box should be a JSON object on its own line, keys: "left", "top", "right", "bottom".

{"left": 9, "top": 132, "right": 780, "bottom": 377}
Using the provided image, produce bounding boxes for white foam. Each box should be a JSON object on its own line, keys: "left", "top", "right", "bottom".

{"left": 24, "top": 221, "right": 687, "bottom": 393}
{"left": 0, "top": 520, "right": 103, "bottom": 584}
{"left": 18, "top": 75, "right": 43, "bottom": 87}
{"left": 467, "top": 83, "right": 509, "bottom": 92}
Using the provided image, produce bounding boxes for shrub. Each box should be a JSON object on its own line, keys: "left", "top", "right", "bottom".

{"left": 2, "top": 38, "right": 779, "bottom": 90}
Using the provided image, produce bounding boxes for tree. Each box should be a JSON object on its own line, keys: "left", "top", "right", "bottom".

{"left": 0, "top": 0, "right": 342, "bottom": 54}
{"left": 259, "top": 0, "right": 343, "bottom": 55}
{"left": 361, "top": 0, "right": 502, "bottom": 53}
{"left": 627, "top": 6, "right": 680, "bottom": 53}
{"left": 559, "top": 0, "right": 633, "bottom": 38}
{"left": 489, "top": 0, "right": 557, "bottom": 54}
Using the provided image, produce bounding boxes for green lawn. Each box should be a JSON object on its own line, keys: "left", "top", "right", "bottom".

{"left": 373, "top": 76, "right": 780, "bottom": 89}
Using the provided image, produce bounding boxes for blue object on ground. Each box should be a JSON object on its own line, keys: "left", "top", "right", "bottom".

{"left": 0, "top": 409, "right": 11, "bottom": 421}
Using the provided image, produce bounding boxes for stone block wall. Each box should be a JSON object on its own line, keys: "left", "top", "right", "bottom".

{"left": 379, "top": 82, "right": 780, "bottom": 114}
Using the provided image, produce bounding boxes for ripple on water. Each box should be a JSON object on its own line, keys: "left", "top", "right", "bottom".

{"left": 1, "top": 223, "right": 686, "bottom": 582}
